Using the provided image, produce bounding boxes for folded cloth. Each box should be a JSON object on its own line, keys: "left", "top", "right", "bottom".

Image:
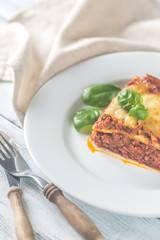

{"left": 0, "top": 0, "right": 160, "bottom": 124}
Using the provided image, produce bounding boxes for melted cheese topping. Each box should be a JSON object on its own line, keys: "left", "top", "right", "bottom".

{"left": 104, "top": 97, "right": 138, "bottom": 128}
{"left": 104, "top": 86, "right": 160, "bottom": 137}
{"left": 140, "top": 94, "right": 160, "bottom": 135}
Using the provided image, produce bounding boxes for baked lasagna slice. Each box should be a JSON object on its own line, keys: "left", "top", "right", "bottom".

{"left": 91, "top": 74, "right": 160, "bottom": 170}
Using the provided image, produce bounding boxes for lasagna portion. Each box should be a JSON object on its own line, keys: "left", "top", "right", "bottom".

{"left": 91, "top": 74, "right": 160, "bottom": 170}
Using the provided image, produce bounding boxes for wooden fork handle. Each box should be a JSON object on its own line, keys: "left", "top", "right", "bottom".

{"left": 7, "top": 186, "right": 34, "bottom": 240}
{"left": 43, "top": 183, "right": 105, "bottom": 240}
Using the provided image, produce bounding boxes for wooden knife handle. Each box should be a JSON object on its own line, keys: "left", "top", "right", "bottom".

{"left": 7, "top": 186, "right": 34, "bottom": 240}
{"left": 43, "top": 183, "right": 105, "bottom": 240}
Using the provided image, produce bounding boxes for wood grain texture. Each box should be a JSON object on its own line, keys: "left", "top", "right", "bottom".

{"left": 43, "top": 184, "right": 105, "bottom": 240}
{"left": 7, "top": 186, "right": 34, "bottom": 240}
{"left": 0, "top": 87, "right": 160, "bottom": 240}
{"left": 0, "top": 83, "right": 20, "bottom": 127}
{"left": 0, "top": 1, "right": 160, "bottom": 240}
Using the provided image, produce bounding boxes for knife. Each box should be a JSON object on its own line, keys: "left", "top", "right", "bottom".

{"left": 4, "top": 170, "right": 34, "bottom": 240}
{"left": 12, "top": 151, "right": 106, "bottom": 240}
{"left": 0, "top": 131, "right": 105, "bottom": 240}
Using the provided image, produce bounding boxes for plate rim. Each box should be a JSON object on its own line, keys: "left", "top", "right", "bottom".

{"left": 24, "top": 51, "right": 160, "bottom": 217}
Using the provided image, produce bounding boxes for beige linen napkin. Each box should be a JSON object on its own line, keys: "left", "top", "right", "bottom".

{"left": 0, "top": 0, "right": 160, "bottom": 124}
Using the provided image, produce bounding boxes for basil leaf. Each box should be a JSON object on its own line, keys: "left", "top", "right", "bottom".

{"left": 82, "top": 84, "right": 121, "bottom": 108}
{"left": 129, "top": 104, "right": 148, "bottom": 120}
{"left": 72, "top": 108, "right": 100, "bottom": 133}
{"left": 118, "top": 88, "right": 143, "bottom": 110}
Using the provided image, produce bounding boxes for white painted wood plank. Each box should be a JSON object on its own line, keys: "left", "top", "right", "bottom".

{"left": 0, "top": 1, "right": 160, "bottom": 240}
{"left": 0, "top": 82, "right": 20, "bottom": 127}
{"left": 0, "top": 116, "right": 83, "bottom": 240}
{"left": 0, "top": 116, "right": 160, "bottom": 240}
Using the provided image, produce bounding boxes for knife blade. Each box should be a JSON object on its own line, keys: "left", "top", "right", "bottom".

{"left": 4, "top": 170, "right": 20, "bottom": 187}
{"left": 0, "top": 131, "right": 105, "bottom": 240}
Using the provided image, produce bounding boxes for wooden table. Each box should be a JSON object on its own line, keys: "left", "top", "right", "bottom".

{"left": 1, "top": 1, "right": 160, "bottom": 240}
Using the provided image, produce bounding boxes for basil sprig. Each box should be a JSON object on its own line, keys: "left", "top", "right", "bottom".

{"left": 82, "top": 84, "right": 121, "bottom": 108}
{"left": 118, "top": 88, "right": 143, "bottom": 110}
{"left": 118, "top": 88, "right": 148, "bottom": 120}
{"left": 73, "top": 83, "right": 121, "bottom": 134}
{"left": 72, "top": 108, "right": 100, "bottom": 133}
{"left": 129, "top": 104, "right": 148, "bottom": 120}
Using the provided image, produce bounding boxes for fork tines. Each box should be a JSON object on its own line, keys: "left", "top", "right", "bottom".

{"left": 0, "top": 132, "right": 15, "bottom": 159}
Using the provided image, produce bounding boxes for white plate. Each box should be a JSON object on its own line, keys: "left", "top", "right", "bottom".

{"left": 24, "top": 52, "right": 160, "bottom": 217}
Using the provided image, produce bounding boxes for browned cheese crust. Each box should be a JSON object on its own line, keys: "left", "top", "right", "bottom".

{"left": 91, "top": 74, "right": 160, "bottom": 170}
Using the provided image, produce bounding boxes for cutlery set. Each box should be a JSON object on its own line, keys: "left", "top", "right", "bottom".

{"left": 0, "top": 131, "right": 105, "bottom": 240}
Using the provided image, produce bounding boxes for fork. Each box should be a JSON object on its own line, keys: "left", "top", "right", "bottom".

{"left": 0, "top": 132, "right": 105, "bottom": 240}
{"left": 0, "top": 134, "right": 34, "bottom": 240}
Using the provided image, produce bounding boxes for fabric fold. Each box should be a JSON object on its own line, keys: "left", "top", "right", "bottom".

{"left": 0, "top": 0, "right": 160, "bottom": 123}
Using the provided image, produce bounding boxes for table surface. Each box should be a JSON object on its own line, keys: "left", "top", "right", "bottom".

{"left": 1, "top": 1, "right": 160, "bottom": 240}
